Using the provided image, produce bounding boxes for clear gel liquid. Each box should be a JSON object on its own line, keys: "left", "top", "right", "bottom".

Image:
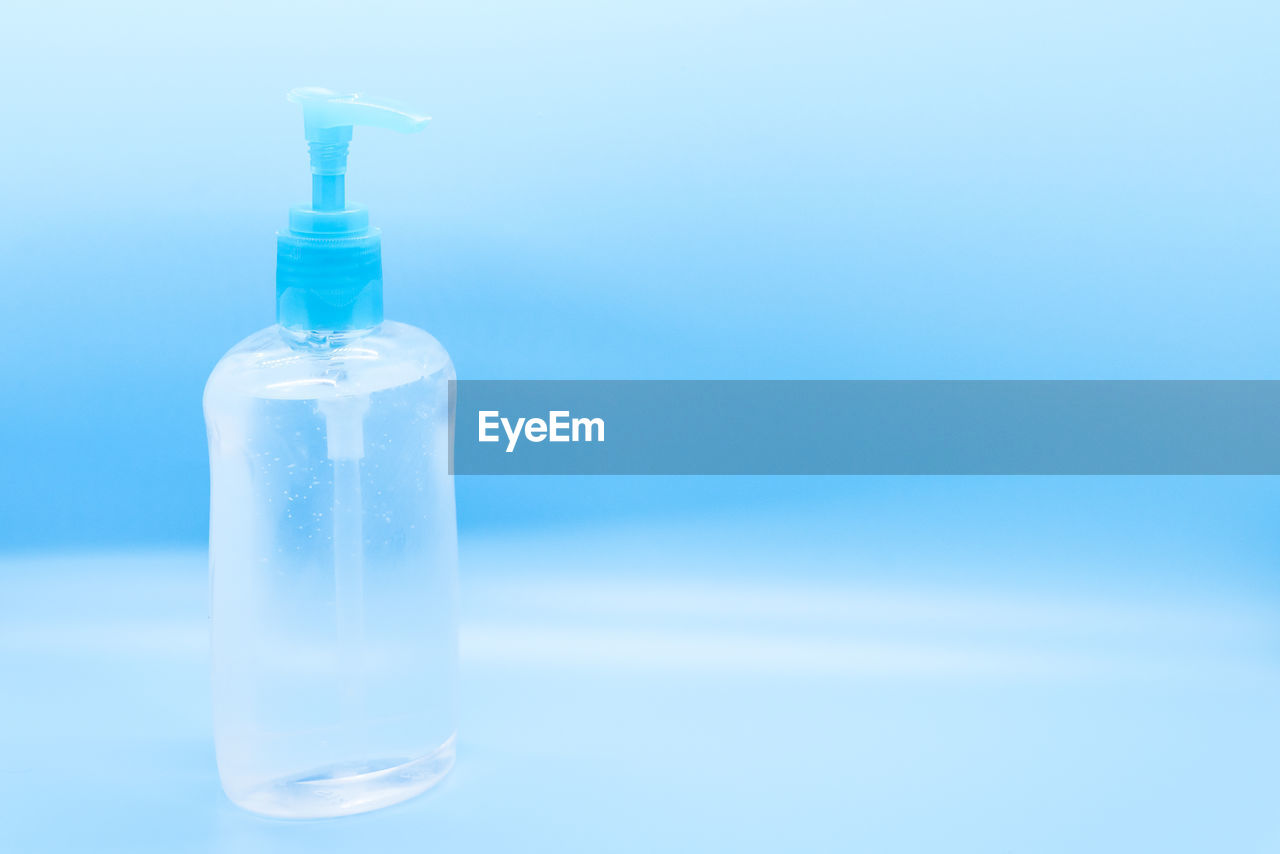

{"left": 204, "top": 321, "right": 458, "bottom": 818}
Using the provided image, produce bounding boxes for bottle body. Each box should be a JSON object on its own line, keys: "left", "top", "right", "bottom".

{"left": 204, "top": 320, "right": 457, "bottom": 818}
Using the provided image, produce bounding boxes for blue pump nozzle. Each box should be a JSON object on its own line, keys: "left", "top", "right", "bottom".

{"left": 276, "top": 87, "right": 430, "bottom": 333}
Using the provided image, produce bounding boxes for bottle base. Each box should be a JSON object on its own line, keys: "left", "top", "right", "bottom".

{"left": 226, "top": 735, "right": 456, "bottom": 819}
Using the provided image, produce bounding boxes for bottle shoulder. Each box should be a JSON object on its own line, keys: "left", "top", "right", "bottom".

{"left": 205, "top": 320, "right": 454, "bottom": 405}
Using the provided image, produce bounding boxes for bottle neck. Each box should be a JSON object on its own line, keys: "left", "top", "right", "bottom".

{"left": 279, "top": 323, "right": 381, "bottom": 352}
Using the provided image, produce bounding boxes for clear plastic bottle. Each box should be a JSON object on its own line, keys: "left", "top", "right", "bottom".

{"left": 205, "top": 322, "right": 456, "bottom": 818}
{"left": 204, "top": 89, "right": 457, "bottom": 818}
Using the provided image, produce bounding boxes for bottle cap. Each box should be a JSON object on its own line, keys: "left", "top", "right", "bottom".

{"left": 276, "top": 87, "right": 429, "bottom": 332}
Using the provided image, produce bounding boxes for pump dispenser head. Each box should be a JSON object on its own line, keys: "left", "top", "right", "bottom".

{"left": 276, "top": 87, "right": 429, "bottom": 333}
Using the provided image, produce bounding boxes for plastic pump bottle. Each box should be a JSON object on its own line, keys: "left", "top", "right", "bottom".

{"left": 204, "top": 88, "right": 457, "bottom": 819}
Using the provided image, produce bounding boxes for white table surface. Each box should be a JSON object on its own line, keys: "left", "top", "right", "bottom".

{"left": 3, "top": 514, "right": 1279, "bottom": 852}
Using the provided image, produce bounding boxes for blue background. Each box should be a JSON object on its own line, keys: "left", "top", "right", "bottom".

{"left": 4, "top": 0, "right": 1279, "bottom": 548}
{"left": 2, "top": 1, "right": 1280, "bottom": 851}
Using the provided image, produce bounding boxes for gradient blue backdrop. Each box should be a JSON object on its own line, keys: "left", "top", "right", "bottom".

{"left": 4, "top": 0, "right": 1278, "bottom": 554}
{"left": 3, "top": 3, "right": 1280, "bottom": 851}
